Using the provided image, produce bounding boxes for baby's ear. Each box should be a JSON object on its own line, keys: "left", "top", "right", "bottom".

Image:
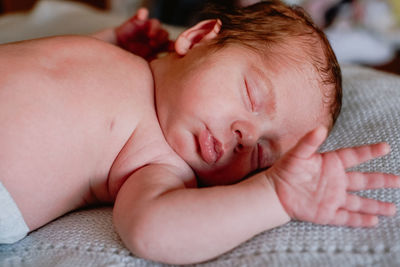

{"left": 175, "top": 19, "right": 222, "bottom": 56}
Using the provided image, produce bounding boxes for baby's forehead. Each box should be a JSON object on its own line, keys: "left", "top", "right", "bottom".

{"left": 214, "top": 41, "right": 320, "bottom": 74}
{"left": 258, "top": 53, "right": 330, "bottom": 123}
{"left": 197, "top": 42, "right": 326, "bottom": 96}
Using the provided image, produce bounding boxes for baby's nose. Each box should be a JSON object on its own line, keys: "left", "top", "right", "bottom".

{"left": 231, "top": 120, "right": 258, "bottom": 152}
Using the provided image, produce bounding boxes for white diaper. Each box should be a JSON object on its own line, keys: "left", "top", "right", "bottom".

{"left": 0, "top": 181, "right": 29, "bottom": 244}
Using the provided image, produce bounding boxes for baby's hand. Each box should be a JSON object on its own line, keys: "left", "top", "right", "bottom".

{"left": 267, "top": 127, "right": 400, "bottom": 227}
{"left": 115, "top": 8, "right": 174, "bottom": 61}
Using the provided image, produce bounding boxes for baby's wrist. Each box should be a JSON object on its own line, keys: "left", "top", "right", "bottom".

{"left": 256, "top": 172, "right": 291, "bottom": 224}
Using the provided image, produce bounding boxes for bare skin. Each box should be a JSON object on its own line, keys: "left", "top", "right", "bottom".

{"left": 0, "top": 35, "right": 289, "bottom": 264}
{"left": 0, "top": 36, "right": 190, "bottom": 230}
{"left": 0, "top": 8, "right": 399, "bottom": 265}
{"left": 270, "top": 127, "right": 398, "bottom": 227}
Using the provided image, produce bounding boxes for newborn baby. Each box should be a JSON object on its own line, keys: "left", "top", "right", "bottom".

{"left": 0, "top": 1, "right": 398, "bottom": 264}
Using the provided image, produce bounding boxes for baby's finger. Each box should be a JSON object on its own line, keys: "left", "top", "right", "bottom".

{"left": 289, "top": 126, "right": 328, "bottom": 159}
{"left": 134, "top": 7, "right": 149, "bottom": 21}
{"left": 343, "top": 194, "right": 396, "bottom": 216}
{"left": 347, "top": 172, "right": 400, "bottom": 191}
{"left": 336, "top": 143, "right": 390, "bottom": 169}
{"left": 331, "top": 209, "right": 378, "bottom": 227}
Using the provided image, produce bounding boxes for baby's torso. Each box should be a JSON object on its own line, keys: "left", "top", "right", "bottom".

{"left": 0, "top": 36, "right": 192, "bottom": 227}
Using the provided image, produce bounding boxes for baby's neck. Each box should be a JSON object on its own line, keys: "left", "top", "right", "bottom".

{"left": 150, "top": 53, "right": 176, "bottom": 123}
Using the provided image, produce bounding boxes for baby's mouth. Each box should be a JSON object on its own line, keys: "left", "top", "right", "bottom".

{"left": 198, "top": 128, "right": 223, "bottom": 165}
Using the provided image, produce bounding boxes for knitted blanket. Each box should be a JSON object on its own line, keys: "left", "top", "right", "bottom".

{"left": 1, "top": 66, "right": 399, "bottom": 266}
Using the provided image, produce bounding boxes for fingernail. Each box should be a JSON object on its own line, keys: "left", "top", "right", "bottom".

{"left": 383, "top": 143, "right": 391, "bottom": 154}
{"left": 371, "top": 216, "right": 379, "bottom": 226}
{"left": 389, "top": 205, "right": 397, "bottom": 216}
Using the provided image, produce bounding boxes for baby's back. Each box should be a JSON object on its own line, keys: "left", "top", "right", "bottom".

{"left": 0, "top": 36, "right": 159, "bottom": 230}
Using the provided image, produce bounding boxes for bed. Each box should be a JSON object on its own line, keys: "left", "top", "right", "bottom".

{"left": 1, "top": 1, "right": 400, "bottom": 266}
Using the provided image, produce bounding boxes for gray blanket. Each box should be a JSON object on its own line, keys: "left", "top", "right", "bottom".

{"left": 1, "top": 65, "right": 400, "bottom": 266}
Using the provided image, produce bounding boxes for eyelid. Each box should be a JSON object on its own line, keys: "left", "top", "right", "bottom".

{"left": 244, "top": 78, "right": 257, "bottom": 112}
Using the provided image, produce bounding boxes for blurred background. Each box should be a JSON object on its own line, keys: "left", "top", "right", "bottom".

{"left": 0, "top": 0, "right": 399, "bottom": 74}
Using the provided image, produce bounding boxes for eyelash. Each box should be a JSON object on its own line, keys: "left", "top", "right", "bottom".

{"left": 244, "top": 79, "right": 255, "bottom": 111}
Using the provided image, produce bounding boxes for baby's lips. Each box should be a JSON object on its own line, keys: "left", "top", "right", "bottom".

{"left": 199, "top": 129, "right": 223, "bottom": 165}
{"left": 214, "top": 138, "right": 224, "bottom": 163}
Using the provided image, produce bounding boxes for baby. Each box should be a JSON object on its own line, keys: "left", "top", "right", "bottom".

{"left": 1, "top": 1, "right": 399, "bottom": 264}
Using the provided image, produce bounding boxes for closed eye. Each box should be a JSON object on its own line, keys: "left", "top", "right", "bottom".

{"left": 244, "top": 78, "right": 255, "bottom": 112}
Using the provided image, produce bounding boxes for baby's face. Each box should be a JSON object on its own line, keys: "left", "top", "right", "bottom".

{"left": 153, "top": 44, "right": 329, "bottom": 186}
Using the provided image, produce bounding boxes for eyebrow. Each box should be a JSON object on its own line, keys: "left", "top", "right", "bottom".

{"left": 251, "top": 65, "right": 276, "bottom": 118}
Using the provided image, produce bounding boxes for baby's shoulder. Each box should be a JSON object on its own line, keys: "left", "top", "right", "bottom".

{"left": 1, "top": 35, "right": 153, "bottom": 86}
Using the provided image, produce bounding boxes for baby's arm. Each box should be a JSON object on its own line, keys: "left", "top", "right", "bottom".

{"left": 113, "top": 127, "right": 399, "bottom": 265}
{"left": 113, "top": 163, "right": 290, "bottom": 265}
{"left": 92, "top": 8, "right": 173, "bottom": 61}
